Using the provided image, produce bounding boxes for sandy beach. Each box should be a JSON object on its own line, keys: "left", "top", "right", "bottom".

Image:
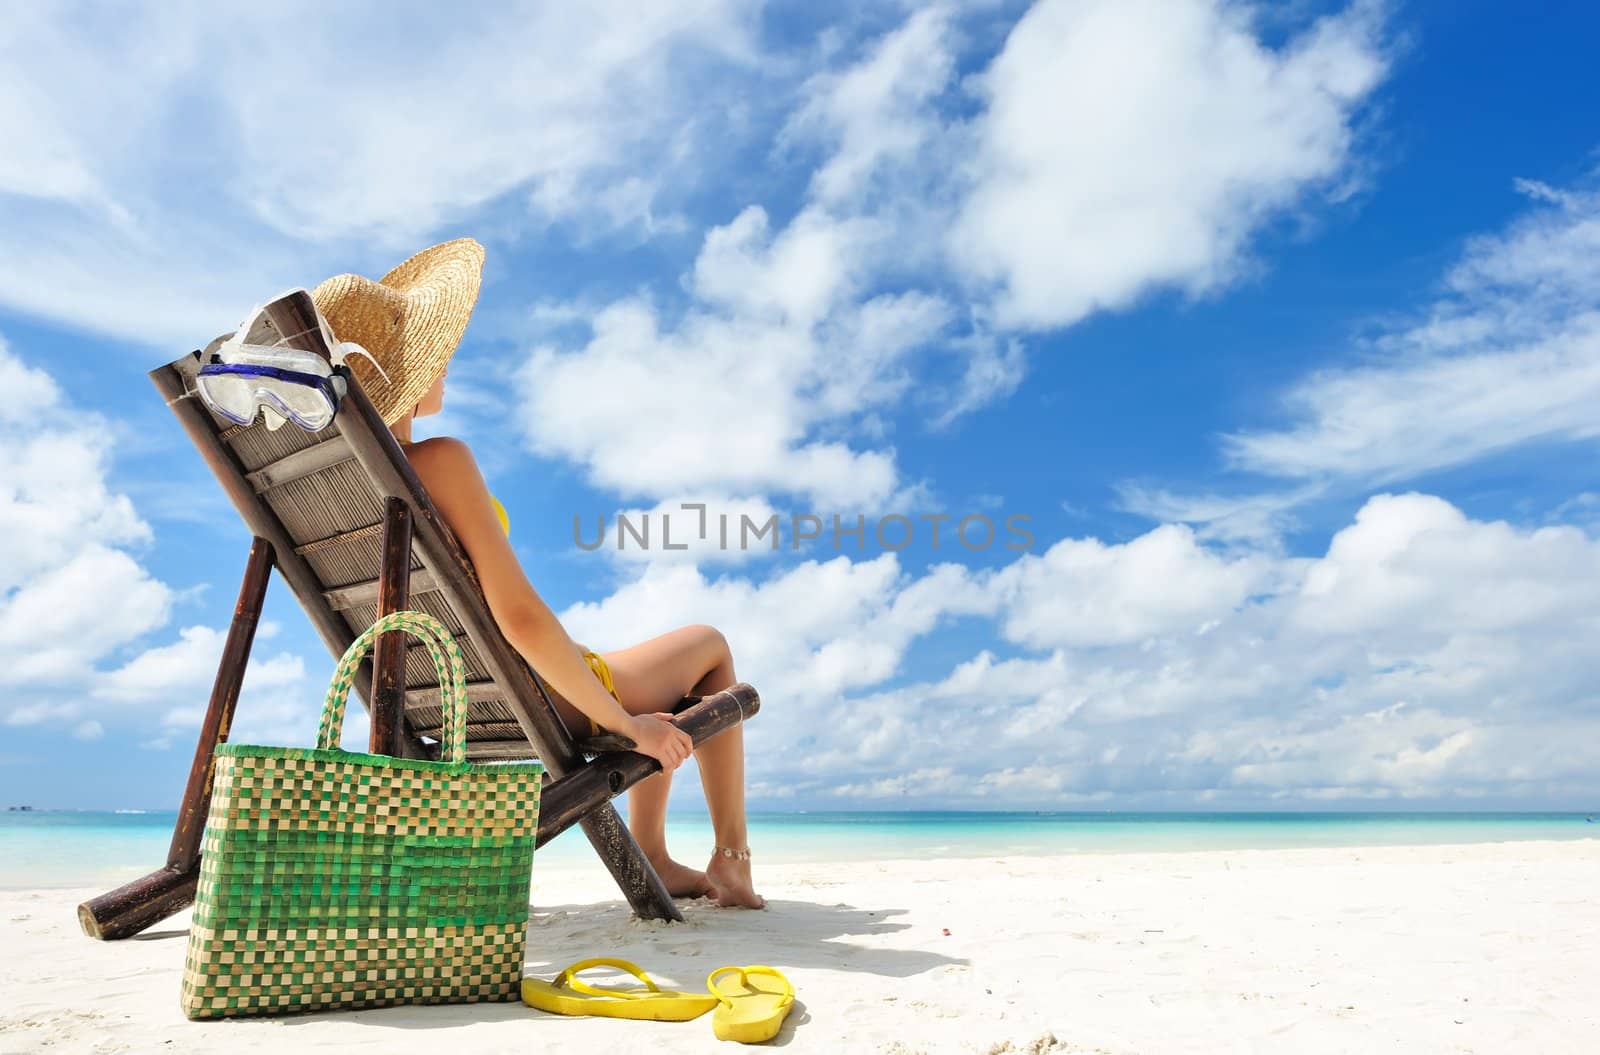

{"left": 1, "top": 839, "right": 1595, "bottom": 1054}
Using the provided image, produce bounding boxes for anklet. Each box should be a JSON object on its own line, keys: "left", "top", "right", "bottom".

{"left": 714, "top": 845, "right": 751, "bottom": 861}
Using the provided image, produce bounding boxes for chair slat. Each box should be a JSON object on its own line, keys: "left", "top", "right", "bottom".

{"left": 245, "top": 436, "right": 355, "bottom": 492}
{"left": 464, "top": 740, "right": 541, "bottom": 761}
{"left": 412, "top": 720, "right": 528, "bottom": 742}
{"left": 403, "top": 680, "right": 507, "bottom": 709}
{"left": 323, "top": 566, "right": 441, "bottom": 610}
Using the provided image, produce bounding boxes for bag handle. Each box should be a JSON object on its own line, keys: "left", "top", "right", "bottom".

{"left": 318, "top": 609, "right": 469, "bottom": 762}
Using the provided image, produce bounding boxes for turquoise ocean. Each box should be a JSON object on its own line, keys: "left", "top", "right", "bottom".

{"left": 2, "top": 809, "right": 1595, "bottom": 889}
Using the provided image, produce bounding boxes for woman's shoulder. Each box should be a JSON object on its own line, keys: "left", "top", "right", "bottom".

{"left": 401, "top": 437, "right": 493, "bottom": 535}
{"left": 400, "top": 435, "right": 463, "bottom": 455}
{"left": 400, "top": 435, "right": 474, "bottom": 468}
{"left": 401, "top": 435, "right": 477, "bottom": 490}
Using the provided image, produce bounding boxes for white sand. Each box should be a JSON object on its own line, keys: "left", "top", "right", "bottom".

{"left": 2, "top": 840, "right": 1597, "bottom": 1054}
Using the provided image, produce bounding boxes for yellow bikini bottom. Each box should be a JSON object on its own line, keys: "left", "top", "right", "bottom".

{"left": 581, "top": 650, "right": 619, "bottom": 738}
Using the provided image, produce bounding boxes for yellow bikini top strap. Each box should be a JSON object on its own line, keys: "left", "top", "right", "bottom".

{"left": 582, "top": 649, "right": 617, "bottom": 696}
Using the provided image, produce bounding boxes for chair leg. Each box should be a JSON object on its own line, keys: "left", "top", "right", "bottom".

{"left": 78, "top": 537, "right": 274, "bottom": 939}
{"left": 516, "top": 668, "right": 684, "bottom": 920}
{"left": 371, "top": 496, "right": 413, "bottom": 756}
{"left": 579, "top": 805, "right": 683, "bottom": 922}
{"left": 539, "top": 685, "right": 759, "bottom": 848}
{"left": 548, "top": 687, "right": 757, "bottom": 919}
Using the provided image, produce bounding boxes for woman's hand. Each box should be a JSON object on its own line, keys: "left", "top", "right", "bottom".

{"left": 625, "top": 713, "right": 694, "bottom": 772}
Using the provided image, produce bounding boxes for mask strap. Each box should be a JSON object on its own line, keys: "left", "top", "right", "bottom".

{"left": 332, "top": 342, "right": 392, "bottom": 384}
{"left": 213, "top": 302, "right": 266, "bottom": 362}
{"left": 206, "top": 294, "right": 393, "bottom": 433}
{"left": 215, "top": 297, "right": 391, "bottom": 383}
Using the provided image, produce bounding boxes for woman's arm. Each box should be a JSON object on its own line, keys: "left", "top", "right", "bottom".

{"left": 404, "top": 439, "right": 637, "bottom": 737}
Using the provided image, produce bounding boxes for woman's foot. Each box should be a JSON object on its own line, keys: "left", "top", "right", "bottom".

{"left": 647, "top": 854, "right": 715, "bottom": 899}
{"left": 706, "top": 848, "right": 765, "bottom": 909}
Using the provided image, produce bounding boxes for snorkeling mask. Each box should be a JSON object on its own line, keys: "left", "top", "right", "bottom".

{"left": 195, "top": 289, "right": 391, "bottom": 433}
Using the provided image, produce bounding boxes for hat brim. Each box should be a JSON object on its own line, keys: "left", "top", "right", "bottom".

{"left": 312, "top": 237, "right": 486, "bottom": 426}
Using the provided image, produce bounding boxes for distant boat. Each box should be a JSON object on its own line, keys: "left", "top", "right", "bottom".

{"left": 114, "top": 809, "right": 148, "bottom": 815}
{"left": 8, "top": 805, "right": 35, "bottom": 812}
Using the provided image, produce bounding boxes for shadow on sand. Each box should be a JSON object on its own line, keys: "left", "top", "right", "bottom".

{"left": 271, "top": 896, "right": 960, "bottom": 1034}
{"left": 130, "top": 927, "right": 189, "bottom": 941}
{"left": 525, "top": 895, "right": 964, "bottom": 978}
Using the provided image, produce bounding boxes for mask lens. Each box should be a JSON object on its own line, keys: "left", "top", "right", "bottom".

{"left": 263, "top": 383, "right": 334, "bottom": 431}
{"left": 196, "top": 370, "right": 260, "bottom": 424}
{"left": 197, "top": 358, "right": 339, "bottom": 431}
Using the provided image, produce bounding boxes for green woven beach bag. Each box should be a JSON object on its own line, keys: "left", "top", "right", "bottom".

{"left": 180, "top": 609, "right": 543, "bottom": 1019}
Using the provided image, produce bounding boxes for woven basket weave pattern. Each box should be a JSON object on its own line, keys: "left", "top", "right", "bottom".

{"left": 180, "top": 609, "right": 541, "bottom": 1018}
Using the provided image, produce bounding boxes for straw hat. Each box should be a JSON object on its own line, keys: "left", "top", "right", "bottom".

{"left": 311, "top": 237, "right": 486, "bottom": 427}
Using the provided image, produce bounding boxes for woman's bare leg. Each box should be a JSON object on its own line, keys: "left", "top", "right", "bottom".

{"left": 542, "top": 630, "right": 710, "bottom": 897}
{"left": 691, "top": 722, "right": 761, "bottom": 907}
{"left": 682, "top": 642, "right": 762, "bottom": 908}
{"left": 573, "top": 624, "right": 764, "bottom": 907}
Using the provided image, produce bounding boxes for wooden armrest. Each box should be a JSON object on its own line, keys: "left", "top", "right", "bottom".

{"left": 575, "top": 693, "right": 704, "bottom": 755}
{"left": 536, "top": 684, "right": 759, "bottom": 848}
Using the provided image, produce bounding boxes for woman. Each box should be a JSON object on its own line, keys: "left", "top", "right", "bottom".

{"left": 311, "top": 238, "right": 763, "bottom": 909}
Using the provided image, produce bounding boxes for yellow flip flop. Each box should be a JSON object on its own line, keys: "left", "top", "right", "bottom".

{"left": 707, "top": 964, "right": 795, "bottom": 1043}
{"left": 522, "top": 957, "right": 718, "bottom": 1021}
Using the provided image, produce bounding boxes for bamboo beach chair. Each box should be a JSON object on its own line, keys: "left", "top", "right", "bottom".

{"left": 77, "top": 298, "right": 760, "bottom": 939}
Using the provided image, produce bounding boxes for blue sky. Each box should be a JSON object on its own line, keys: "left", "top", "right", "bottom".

{"left": 2, "top": 0, "right": 1597, "bottom": 811}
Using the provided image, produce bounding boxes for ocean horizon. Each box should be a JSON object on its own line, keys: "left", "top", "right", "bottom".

{"left": 4, "top": 808, "right": 1595, "bottom": 890}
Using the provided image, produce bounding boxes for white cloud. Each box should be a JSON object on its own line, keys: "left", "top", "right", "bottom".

{"left": 1226, "top": 334, "right": 1600, "bottom": 483}
{"left": 5, "top": 2, "right": 1399, "bottom": 515}
{"left": 515, "top": 295, "right": 904, "bottom": 507}
{"left": 692, "top": 491, "right": 1600, "bottom": 806}
{"left": 512, "top": 238, "right": 958, "bottom": 504}
{"left": 3, "top": 704, "right": 59, "bottom": 728}
{"left": 991, "top": 523, "right": 1275, "bottom": 648}
{"left": 0, "top": 336, "right": 173, "bottom": 694}
{"left": 0, "top": 340, "right": 152, "bottom": 594}
{"left": 782, "top": 6, "right": 958, "bottom": 208}
{"left": 518, "top": 357, "right": 1600, "bottom": 804}
{"left": 1223, "top": 179, "right": 1600, "bottom": 482}
{"left": 0, "top": 1, "right": 761, "bottom": 345}
{"left": 512, "top": 2, "right": 1391, "bottom": 505}
{"left": 0, "top": 338, "right": 69, "bottom": 422}
{"left": 930, "top": 333, "right": 1027, "bottom": 429}
{"left": 1115, "top": 481, "right": 1325, "bottom": 545}
{"left": 0, "top": 547, "right": 172, "bottom": 685}
{"left": 153, "top": 642, "right": 319, "bottom": 749}
{"left": 513, "top": 17, "right": 959, "bottom": 506}
{"left": 691, "top": 205, "right": 880, "bottom": 327}
{"left": 1135, "top": 174, "right": 1600, "bottom": 537}
{"left": 1287, "top": 493, "right": 1600, "bottom": 639}
{"left": 0, "top": 334, "right": 318, "bottom": 745}
{"left": 557, "top": 551, "right": 998, "bottom": 812}
{"left": 91, "top": 625, "right": 305, "bottom": 707}
{"left": 1545, "top": 492, "right": 1600, "bottom": 533}
{"left": 951, "top": 0, "right": 1388, "bottom": 329}
{"left": 560, "top": 553, "right": 993, "bottom": 706}
{"left": 219, "top": 2, "right": 755, "bottom": 244}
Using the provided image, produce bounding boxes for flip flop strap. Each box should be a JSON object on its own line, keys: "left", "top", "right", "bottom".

{"left": 559, "top": 957, "right": 663, "bottom": 999}
{"left": 706, "top": 964, "right": 794, "bottom": 1007}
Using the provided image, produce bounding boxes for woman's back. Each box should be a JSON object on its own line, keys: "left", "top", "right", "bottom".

{"left": 401, "top": 436, "right": 508, "bottom": 536}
